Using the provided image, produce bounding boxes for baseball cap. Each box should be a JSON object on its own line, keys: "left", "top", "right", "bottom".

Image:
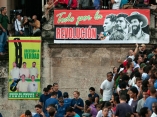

{"left": 118, "top": 68, "right": 124, "bottom": 74}
{"left": 140, "top": 63, "right": 147, "bottom": 68}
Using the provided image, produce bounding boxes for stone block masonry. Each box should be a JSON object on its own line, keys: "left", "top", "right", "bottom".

{"left": 0, "top": 43, "right": 154, "bottom": 117}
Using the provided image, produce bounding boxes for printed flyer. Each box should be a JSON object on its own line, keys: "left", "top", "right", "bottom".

{"left": 8, "top": 37, "right": 41, "bottom": 99}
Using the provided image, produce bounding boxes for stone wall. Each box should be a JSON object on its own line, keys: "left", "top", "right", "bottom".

{"left": 0, "top": 42, "right": 144, "bottom": 117}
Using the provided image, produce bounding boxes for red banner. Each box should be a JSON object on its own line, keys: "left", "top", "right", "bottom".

{"left": 54, "top": 10, "right": 150, "bottom": 44}
{"left": 54, "top": 10, "right": 150, "bottom": 26}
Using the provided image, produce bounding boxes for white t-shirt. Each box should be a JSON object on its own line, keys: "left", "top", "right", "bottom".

{"left": 20, "top": 68, "right": 30, "bottom": 78}
{"left": 27, "top": 81, "right": 38, "bottom": 92}
{"left": 96, "top": 110, "right": 113, "bottom": 117}
{"left": 100, "top": 79, "right": 114, "bottom": 101}
{"left": 134, "top": 84, "right": 140, "bottom": 92}
{"left": 151, "top": 112, "right": 157, "bottom": 117}
{"left": 16, "top": 81, "right": 29, "bottom": 92}
{"left": 10, "top": 67, "right": 20, "bottom": 79}
{"left": 112, "top": 0, "right": 121, "bottom": 9}
{"left": 128, "top": 98, "right": 133, "bottom": 106}
{"left": 129, "top": 76, "right": 136, "bottom": 86}
{"left": 29, "top": 67, "right": 38, "bottom": 78}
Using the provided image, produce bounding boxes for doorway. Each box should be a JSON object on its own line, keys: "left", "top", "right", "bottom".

{"left": 14, "top": 0, "right": 42, "bottom": 20}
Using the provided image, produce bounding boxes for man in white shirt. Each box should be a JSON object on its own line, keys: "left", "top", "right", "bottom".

{"left": 16, "top": 74, "right": 29, "bottom": 92}
{"left": 151, "top": 102, "right": 157, "bottom": 117}
{"left": 29, "top": 62, "right": 38, "bottom": 78}
{"left": 10, "top": 62, "right": 20, "bottom": 81}
{"left": 20, "top": 62, "right": 30, "bottom": 78}
{"left": 100, "top": 72, "right": 114, "bottom": 101}
{"left": 28, "top": 75, "right": 38, "bottom": 92}
{"left": 111, "top": 0, "right": 121, "bottom": 9}
{"left": 14, "top": 14, "right": 24, "bottom": 36}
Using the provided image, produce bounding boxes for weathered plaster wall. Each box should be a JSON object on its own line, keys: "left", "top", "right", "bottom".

{"left": 0, "top": 42, "right": 138, "bottom": 117}
{"left": 0, "top": 8, "right": 156, "bottom": 117}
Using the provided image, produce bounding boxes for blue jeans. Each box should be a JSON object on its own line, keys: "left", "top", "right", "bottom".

{"left": 0, "top": 31, "right": 7, "bottom": 52}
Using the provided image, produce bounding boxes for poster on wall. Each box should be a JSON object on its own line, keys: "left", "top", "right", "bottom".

{"left": 8, "top": 37, "right": 41, "bottom": 99}
{"left": 54, "top": 10, "right": 150, "bottom": 44}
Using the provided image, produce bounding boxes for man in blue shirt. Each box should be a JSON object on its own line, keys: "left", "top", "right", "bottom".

{"left": 144, "top": 86, "right": 157, "bottom": 112}
{"left": 88, "top": 87, "right": 99, "bottom": 105}
{"left": 45, "top": 92, "right": 58, "bottom": 109}
{"left": 63, "top": 92, "right": 72, "bottom": 107}
{"left": 56, "top": 99, "right": 68, "bottom": 117}
{"left": 34, "top": 104, "right": 48, "bottom": 117}
{"left": 53, "top": 83, "right": 62, "bottom": 99}
{"left": 39, "top": 88, "right": 51, "bottom": 113}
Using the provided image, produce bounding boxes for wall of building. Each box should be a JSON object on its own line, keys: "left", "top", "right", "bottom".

{"left": 0, "top": 42, "right": 145, "bottom": 116}
{"left": 0, "top": 1, "right": 156, "bottom": 116}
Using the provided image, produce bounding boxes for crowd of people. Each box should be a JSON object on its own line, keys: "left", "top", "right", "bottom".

{"left": 0, "top": 7, "right": 41, "bottom": 56}
{"left": 43, "top": 0, "right": 156, "bottom": 10}
{"left": 0, "top": 44, "right": 155, "bottom": 117}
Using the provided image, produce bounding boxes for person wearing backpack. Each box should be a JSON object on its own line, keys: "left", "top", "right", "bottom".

{"left": 0, "top": 7, "right": 9, "bottom": 55}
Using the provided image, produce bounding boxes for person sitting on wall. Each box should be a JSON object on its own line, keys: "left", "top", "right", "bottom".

{"left": 14, "top": 14, "right": 24, "bottom": 36}
{"left": 29, "top": 15, "right": 41, "bottom": 36}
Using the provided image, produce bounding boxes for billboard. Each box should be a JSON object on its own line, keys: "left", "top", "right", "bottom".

{"left": 8, "top": 37, "right": 41, "bottom": 99}
{"left": 54, "top": 10, "right": 150, "bottom": 44}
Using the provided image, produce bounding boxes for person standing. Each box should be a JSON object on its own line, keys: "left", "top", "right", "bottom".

{"left": 100, "top": 72, "right": 114, "bottom": 101}
{"left": 144, "top": 86, "right": 157, "bottom": 112}
{"left": 39, "top": 88, "right": 51, "bottom": 113}
{"left": 63, "top": 92, "right": 72, "bottom": 108}
{"left": 136, "top": 88, "right": 149, "bottom": 113}
{"left": 70, "top": 91, "right": 84, "bottom": 117}
{"left": 151, "top": 102, "right": 157, "bottom": 117}
{"left": 115, "top": 95, "right": 133, "bottom": 117}
{"left": 22, "top": 16, "right": 30, "bottom": 36}
{"left": 45, "top": 92, "right": 58, "bottom": 109}
{"left": 53, "top": 83, "right": 62, "bottom": 99}
{"left": 0, "top": 7, "right": 9, "bottom": 55}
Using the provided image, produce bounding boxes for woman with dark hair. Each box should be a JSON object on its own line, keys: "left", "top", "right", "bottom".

{"left": 112, "top": 67, "right": 117, "bottom": 79}
{"left": 114, "top": 66, "right": 124, "bottom": 89}
{"left": 110, "top": 93, "right": 120, "bottom": 114}
{"left": 139, "top": 107, "right": 152, "bottom": 117}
